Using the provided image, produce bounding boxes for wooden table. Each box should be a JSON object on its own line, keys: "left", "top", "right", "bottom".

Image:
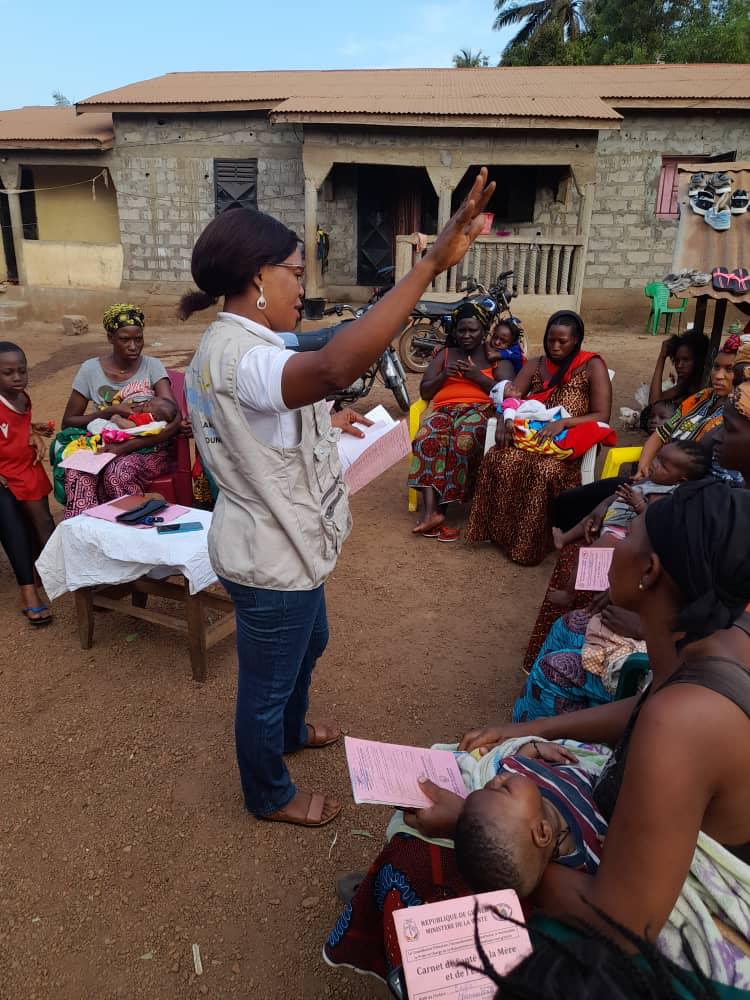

{"left": 73, "top": 575, "right": 235, "bottom": 682}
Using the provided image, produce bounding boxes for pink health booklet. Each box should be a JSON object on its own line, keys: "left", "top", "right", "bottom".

{"left": 344, "top": 736, "right": 467, "bottom": 809}
{"left": 393, "top": 889, "right": 532, "bottom": 999}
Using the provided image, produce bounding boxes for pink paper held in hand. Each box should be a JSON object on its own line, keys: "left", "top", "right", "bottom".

{"left": 393, "top": 890, "right": 532, "bottom": 1000}
{"left": 575, "top": 546, "right": 615, "bottom": 592}
{"left": 344, "top": 736, "right": 467, "bottom": 809}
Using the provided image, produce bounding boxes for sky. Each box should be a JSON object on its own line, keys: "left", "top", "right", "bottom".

{"left": 1, "top": 0, "right": 515, "bottom": 109}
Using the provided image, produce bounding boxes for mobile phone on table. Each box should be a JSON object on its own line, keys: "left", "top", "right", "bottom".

{"left": 156, "top": 521, "right": 204, "bottom": 534}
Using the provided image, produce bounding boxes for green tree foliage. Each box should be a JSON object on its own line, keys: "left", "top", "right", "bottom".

{"left": 496, "top": 0, "right": 750, "bottom": 65}
{"left": 52, "top": 92, "right": 71, "bottom": 107}
{"left": 452, "top": 48, "right": 491, "bottom": 66}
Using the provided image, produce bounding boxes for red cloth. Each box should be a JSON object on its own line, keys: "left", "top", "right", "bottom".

{"left": 0, "top": 394, "right": 51, "bottom": 500}
{"left": 512, "top": 419, "right": 617, "bottom": 461}
{"left": 529, "top": 350, "right": 600, "bottom": 406}
{"left": 129, "top": 411, "right": 156, "bottom": 426}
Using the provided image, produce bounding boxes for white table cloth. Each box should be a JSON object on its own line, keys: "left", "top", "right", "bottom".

{"left": 37, "top": 508, "right": 216, "bottom": 600}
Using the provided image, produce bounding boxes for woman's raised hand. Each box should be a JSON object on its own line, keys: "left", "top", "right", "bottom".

{"left": 425, "top": 169, "right": 496, "bottom": 276}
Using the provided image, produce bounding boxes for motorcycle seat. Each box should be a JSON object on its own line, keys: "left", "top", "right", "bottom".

{"left": 413, "top": 300, "right": 456, "bottom": 318}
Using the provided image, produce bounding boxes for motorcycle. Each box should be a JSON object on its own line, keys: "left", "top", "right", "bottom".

{"left": 396, "top": 270, "right": 524, "bottom": 374}
{"left": 279, "top": 301, "right": 411, "bottom": 414}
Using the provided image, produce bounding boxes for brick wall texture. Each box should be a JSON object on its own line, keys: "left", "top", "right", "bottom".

{"left": 110, "top": 109, "right": 749, "bottom": 291}
{"left": 110, "top": 113, "right": 304, "bottom": 282}
{"left": 587, "top": 111, "right": 749, "bottom": 289}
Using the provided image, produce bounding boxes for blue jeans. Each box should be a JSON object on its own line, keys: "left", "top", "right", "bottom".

{"left": 219, "top": 578, "right": 330, "bottom": 817}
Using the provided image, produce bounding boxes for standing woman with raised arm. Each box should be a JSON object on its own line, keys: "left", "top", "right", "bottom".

{"left": 183, "top": 171, "right": 495, "bottom": 830}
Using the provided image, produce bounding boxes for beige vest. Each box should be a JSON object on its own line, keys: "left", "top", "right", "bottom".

{"left": 186, "top": 317, "right": 351, "bottom": 591}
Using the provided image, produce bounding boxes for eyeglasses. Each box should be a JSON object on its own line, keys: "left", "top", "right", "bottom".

{"left": 272, "top": 263, "right": 305, "bottom": 279}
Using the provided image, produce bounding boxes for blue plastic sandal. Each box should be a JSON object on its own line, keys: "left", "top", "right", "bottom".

{"left": 22, "top": 605, "right": 52, "bottom": 626}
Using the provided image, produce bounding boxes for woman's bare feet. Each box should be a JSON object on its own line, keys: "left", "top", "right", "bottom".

{"left": 548, "top": 587, "right": 574, "bottom": 608}
{"left": 413, "top": 512, "right": 445, "bottom": 535}
{"left": 552, "top": 527, "right": 567, "bottom": 551}
{"left": 19, "top": 584, "right": 52, "bottom": 625}
{"left": 263, "top": 789, "right": 341, "bottom": 828}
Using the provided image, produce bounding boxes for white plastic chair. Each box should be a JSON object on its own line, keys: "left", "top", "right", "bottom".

{"left": 485, "top": 370, "right": 615, "bottom": 486}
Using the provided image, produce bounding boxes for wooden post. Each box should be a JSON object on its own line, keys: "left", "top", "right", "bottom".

{"left": 74, "top": 589, "right": 95, "bottom": 649}
{"left": 184, "top": 582, "right": 208, "bottom": 683}
{"left": 693, "top": 295, "right": 708, "bottom": 336}
{"left": 704, "top": 298, "right": 728, "bottom": 382}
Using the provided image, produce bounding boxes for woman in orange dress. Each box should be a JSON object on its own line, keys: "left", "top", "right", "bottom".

{"left": 408, "top": 303, "right": 515, "bottom": 540}
{"left": 465, "top": 311, "right": 611, "bottom": 565}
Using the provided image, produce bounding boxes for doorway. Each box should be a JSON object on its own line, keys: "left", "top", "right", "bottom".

{"left": 0, "top": 182, "right": 18, "bottom": 283}
{"left": 356, "top": 165, "right": 438, "bottom": 286}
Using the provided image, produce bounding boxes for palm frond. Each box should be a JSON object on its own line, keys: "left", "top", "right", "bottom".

{"left": 493, "top": 0, "right": 549, "bottom": 30}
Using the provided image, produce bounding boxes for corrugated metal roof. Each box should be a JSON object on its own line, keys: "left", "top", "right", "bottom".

{"left": 0, "top": 106, "right": 113, "bottom": 147}
{"left": 77, "top": 65, "right": 750, "bottom": 119}
{"left": 273, "top": 95, "right": 620, "bottom": 120}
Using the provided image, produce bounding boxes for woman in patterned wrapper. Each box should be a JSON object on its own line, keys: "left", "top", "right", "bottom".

{"left": 60, "top": 304, "right": 181, "bottom": 517}
{"left": 408, "top": 301, "right": 515, "bottom": 542}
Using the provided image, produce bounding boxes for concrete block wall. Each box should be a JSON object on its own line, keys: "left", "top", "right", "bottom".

{"left": 317, "top": 163, "right": 358, "bottom": 285}
{"left": 586, "top": 111, "right": 749, "bottom": 290}
{"left": 110, "top": 113, "right": 304, "bottom": 283}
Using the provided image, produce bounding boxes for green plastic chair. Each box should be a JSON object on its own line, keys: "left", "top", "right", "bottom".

{"left": 644, "top": 282, "right": 688, "bottom": 336}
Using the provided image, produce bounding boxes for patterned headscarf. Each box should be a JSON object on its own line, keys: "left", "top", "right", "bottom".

{"left": 102, "top": 304, "right": 145, "bottom": 334}
{"left": 720, "top": 333, "right": 741, "bottom": 355}
{"left": 450, "top": 301, "right": 493, "bottom": 331}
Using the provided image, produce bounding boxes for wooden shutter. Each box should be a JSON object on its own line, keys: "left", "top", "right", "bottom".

{"left": 655, "top": 158, "right": 679, "bottom": 220}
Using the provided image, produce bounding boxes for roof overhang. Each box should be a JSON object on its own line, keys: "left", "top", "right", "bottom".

{"left": 77, "top": 99, "right": 277, "bottom": 115}
{"left": 270, "top": 111, "right": 620, "bottom": 130}
{"left": 608, "top": 98, "right": 750, "bottom": 111}
{"left": 0, "top": 138, "right": 112, "bottom": 151}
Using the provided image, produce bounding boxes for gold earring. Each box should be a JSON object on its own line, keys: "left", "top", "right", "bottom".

{"left": 256, "top": 285, "right": 267, "bottom": 311}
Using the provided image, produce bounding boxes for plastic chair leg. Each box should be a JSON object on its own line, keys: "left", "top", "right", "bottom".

{"left": 408, "top": 487, "right": 419, "bottom": 513}
{"left": 664, "top": 312, "right": 673, "bottom": 336}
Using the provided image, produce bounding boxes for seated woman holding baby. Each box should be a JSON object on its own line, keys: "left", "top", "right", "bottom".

{"left": 59, "top": 304, "right": 181, "bottom": 518}
{"left": 326, "top": 482, "right": 750, "bottom": 992}
{"left": 465, "top": 310, "right": 612, "bottom": 565}
{"left": 408, "top": 303, "right": 516, "bottom": 541}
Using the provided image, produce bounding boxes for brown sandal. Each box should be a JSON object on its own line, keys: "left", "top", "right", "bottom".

{"left": 305, "top": 722, "right": 341, "bottom": 748}
{"left": 263, "top": 792, "right": 341, "bottom": 828}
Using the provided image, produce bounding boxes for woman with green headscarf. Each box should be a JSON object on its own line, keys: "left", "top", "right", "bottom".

{"left": 60, "top": 304, "right": 181, "bottom": 516}
{"left": 408, "top": 301, "right": 514, "bottom": 541}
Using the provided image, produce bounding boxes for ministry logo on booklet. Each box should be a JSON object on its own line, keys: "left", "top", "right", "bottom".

{"left": 402, "top": 918, "right": 420, "bottom": 942}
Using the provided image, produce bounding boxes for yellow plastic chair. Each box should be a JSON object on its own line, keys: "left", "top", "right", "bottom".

{"left": 407, "top": 399, "right": 428, "bottom": 512}
{"left": 601, "top": 446, "right": 643, "bottom": 479}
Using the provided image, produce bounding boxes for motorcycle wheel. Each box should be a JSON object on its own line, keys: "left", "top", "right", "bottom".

{"left": 398, "top": 320, "right": 443, "bottom": 374}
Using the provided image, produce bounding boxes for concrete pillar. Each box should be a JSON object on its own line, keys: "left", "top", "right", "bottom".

{"left": 572, "top": 181, "right": 596, "bottom": 311}
{"left": 303, "top": 175, "right": 320, "bottom": 298}
{"left": 0, "top": 165, "right": 26, "bottom": 285}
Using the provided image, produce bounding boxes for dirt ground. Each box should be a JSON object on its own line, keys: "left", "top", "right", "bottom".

{"left": 2, "top": 316, "right": 655, "bottom": 1000}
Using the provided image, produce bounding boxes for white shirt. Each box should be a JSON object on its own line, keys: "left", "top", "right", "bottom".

{"left": 219, "top": 311, "right": 302, "bottom": 448}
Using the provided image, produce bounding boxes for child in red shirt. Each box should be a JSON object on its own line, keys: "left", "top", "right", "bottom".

{"left": 0, "top": 342, "right": 55, "bottom": 624}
